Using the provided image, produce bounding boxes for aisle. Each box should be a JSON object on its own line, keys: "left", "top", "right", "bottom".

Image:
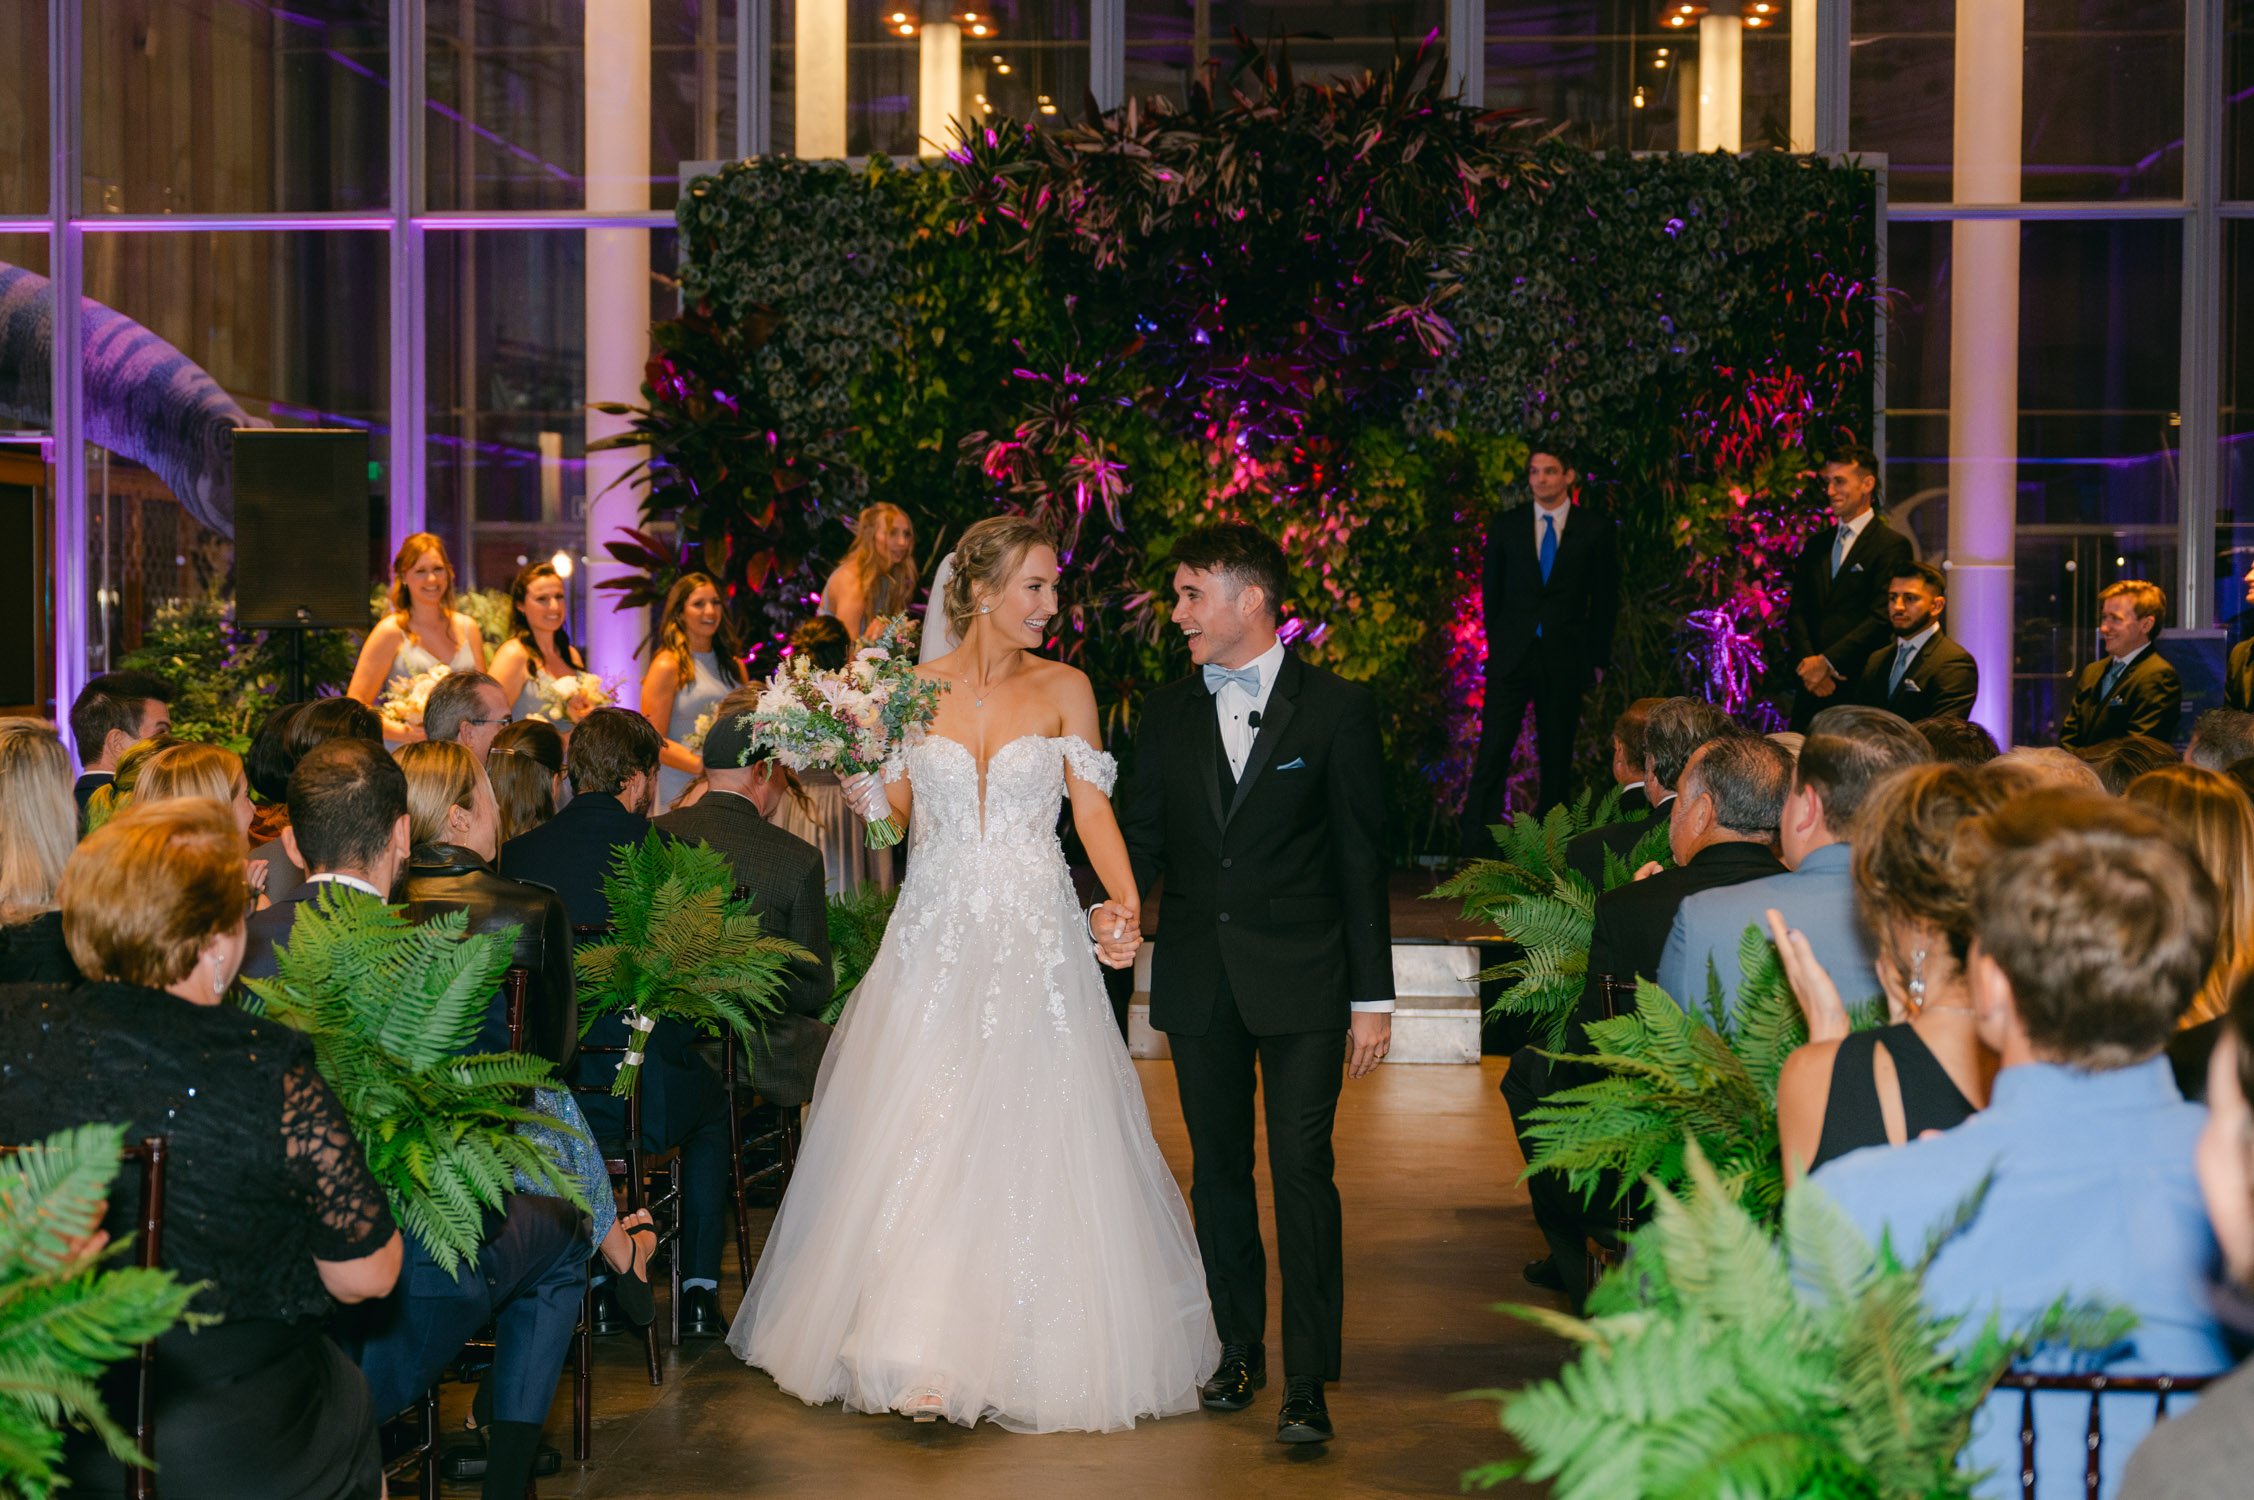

{"left": 524, "top": 1058, "right": 1566, "bottom": 1498}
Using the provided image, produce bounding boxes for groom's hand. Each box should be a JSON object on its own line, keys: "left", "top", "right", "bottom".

{"left": 1091, "top": 900, "right": 1141, "bottom": 969}
{"left": 1346, "top": 1012, "right": 1391, "bottom": 1079}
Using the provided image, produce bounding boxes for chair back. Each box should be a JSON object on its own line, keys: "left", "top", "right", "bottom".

{"left": 1993, "top": 1370, "right": 2213, "bottom": 1499}
{"left": 1597, "top": 973, "right": 1638, "bottom": 1020}
{"left": 500, "top": 966, "right": 532, "bottom": 1054}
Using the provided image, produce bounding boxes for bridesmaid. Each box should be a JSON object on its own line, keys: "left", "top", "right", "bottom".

{"left": 490, "top": 561, "right": 593, "bottom": 731}
{"left": 346, "top": 532, "right": 486, "bottom": 744}
{"left": 819, "top": 501, "right": 919, "bottom": 641}
{"left": 639, "top": 572, "right": 746, "bottom": 814}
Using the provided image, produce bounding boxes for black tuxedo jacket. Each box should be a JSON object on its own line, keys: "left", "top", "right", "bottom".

{"left": 2059, "top": 646, "right": 2183, "bottom": 748}
{"left": 2227, "top": 640, "right": 2254, "bottom": 714}
{"left": 1786, "top": 514, "right": 1916, "bottom": 675}
{"left": 1564, "top": 795, "right": 1675, "bottom": 887}
{"left": 1481, "top": 502, "right": 1621, "bottom": 679}
{"left": 1851, "top": 631, "right": 1979, "bottom": 722}
{"left": 1121, "top": 651, "right": 1393, "bottom": 1037}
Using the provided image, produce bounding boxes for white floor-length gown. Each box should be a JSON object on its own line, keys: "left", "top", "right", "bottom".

{"left": 727, "top": 731, "right": 1219, "bottom": 1433}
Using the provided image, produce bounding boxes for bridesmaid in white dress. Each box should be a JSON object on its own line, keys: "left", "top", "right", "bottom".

{"left": 639, "top": 571, "right": 747, "bottom": 814}
{"left": 345, "top": 531, "right": 486, "bottom": 744}
{"left": 489, "top": 561, "right": 594, "bottom": 731}
{"left": 774, "top": 615, "right": 896, "bottom": 898}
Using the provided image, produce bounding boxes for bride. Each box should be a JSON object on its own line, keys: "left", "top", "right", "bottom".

{"left": 727, "top": 515, "right": 1219, "bottom": 1432}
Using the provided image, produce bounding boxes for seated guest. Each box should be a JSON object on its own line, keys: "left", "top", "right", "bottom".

{"left": 1765, "top": 730, "right": 1805, "bottom": 761}
{"left": 81, "top": 732, "right": 181, "bottom": 831}
{"left": 250, "top": 697, "right": 389, "bottom": 905}
{"left": 1658, "top": 705, "right": 1930, "bottom": 1015}
{"left": 239, "top": 739, "right": 413, "bottom": 985}
{"left": 654, "top": 695, "right": 835, "bottom": 1107}
{"left": 1515, "top": 733, "right": 1792, "bottom": 1308}
{"left": 0, "top": 800, "right": 403, "bottom": 1496}
{"left": 2077, "top": 734, "right": 2181, "bottom": 796}
{"left": 138, "top": 741, "right": 258, "bottom": 840}
{"left": 421, "top": 669, "right": 512, "bottom": 763}
{"left": 2060, "top": 579, "right": 2183, "bottom": 749}
{"left": 1999, "top": 744, "right": 2107, "bottom": 792}
{"left": 1915, "top": 714, "right": 2000, "bottom": 766}
{"left": 1773, "top": 762, "right": 2031, "bottom": 1179}
{"left": 2186, "top": 708, "right": 2254, "bottom": 774}
{"left": 1603, "top": 697, "right": 1665, "bottom": 817}
{"left": 487, "top": 718, "right": 569, "bottom": 844}
{"left": 243, "top": 701, "right": 307, "bottom": 845}
{"left": 1814, "top": 791, "right": 2229, "bottom": 1499}
{"left": 1849, "top": 563, "right": 1979, "bottom": 722}
{"left": 65, "top": 669, "right": 172, "bottom": 813}
{"left": 2125, "top": 766, "right": 2254, "bottom": 1028}
{"left": 501, "top": 707, "right": 736, "bottom": 1337}
{"left": 0, "top": 721, "right": 83, "bottom": 984}
{"left": 1561, "top": 697, "right": 1739, "bottom": 885}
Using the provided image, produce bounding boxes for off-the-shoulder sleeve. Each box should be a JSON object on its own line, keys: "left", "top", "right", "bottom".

{"left": 281, "top": 1058, "right": 397, "bottom": 1261}
{"left": 1058, "top": 735, "right": 1118, "bottom": 796}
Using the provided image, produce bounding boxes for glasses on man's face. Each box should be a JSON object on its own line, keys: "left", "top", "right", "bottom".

{"left": 464, "top": 714, "right": 514, "bottom": 729}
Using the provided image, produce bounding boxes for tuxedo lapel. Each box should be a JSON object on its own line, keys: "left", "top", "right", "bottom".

{"left": 1226, "top": 653, "right": 1302, "bottom": 826}
{"left": 1196, "top": 684, "right": 1228, "bottom": 833}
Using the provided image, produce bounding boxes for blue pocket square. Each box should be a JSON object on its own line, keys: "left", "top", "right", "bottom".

{"left": 1275, "top": 757, "right": 1307, "bottom": 772}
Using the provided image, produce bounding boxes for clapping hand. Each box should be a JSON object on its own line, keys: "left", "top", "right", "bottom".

{"left": 1091, "top": 900, "right": 1141, "bottom": 969}
{"left": 1765, "top": 907, "right": 1850, "bottom": 1043}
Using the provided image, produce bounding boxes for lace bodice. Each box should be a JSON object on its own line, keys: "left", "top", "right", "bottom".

{"left": 896, "top": 733, "right": 1116, "bottom": 851}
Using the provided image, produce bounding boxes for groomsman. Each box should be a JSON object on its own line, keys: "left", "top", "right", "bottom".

{"left": 2061, "top": 580, "right": 2183, "bottom": 748}
{"left": 1785, "top": 448, "right": 1914, "bottom": 731}
{"left": 1460, "top": 449, "right": 1621, "bottom": 855}
{"left": 1849, "top": 563, "right": 1979, "bottom": 722}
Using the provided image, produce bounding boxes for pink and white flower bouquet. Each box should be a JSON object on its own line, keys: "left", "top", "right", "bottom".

{"left": 740, "top": 615, "right": 944, "bottom": 848}
{"left": 379, "top": 664, "right": 451, "bottom": 733}
{"left": 530, "top": 672, "right": 615, "bottom": 726}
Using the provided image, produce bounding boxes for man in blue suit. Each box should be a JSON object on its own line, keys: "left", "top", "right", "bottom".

{"left": 1657, "top": 706, "right": 1932, "bottom": 1016}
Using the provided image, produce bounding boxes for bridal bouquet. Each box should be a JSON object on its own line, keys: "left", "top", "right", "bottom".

{"left": 379, "top": 664, "right": 451, "bottom": 732}
{"left": 529, "top": 672, "right": 614, "bottom": 726}
{"left": 742, "top": 615, "right": 943, "bottom": 848}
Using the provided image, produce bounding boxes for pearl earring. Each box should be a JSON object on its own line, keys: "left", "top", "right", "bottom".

{"left": 980, "top": 605, "right": 991, "bottom": 614}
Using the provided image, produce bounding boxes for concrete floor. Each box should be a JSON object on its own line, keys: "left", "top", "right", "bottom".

{"left": 487, "top": 1057, "right": 1563, "bottom": 1499}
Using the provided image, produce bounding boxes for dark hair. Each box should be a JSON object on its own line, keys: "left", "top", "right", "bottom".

{"left": 1642, "top": 698, "right": 1742, "bottom": 790}
{"left": 67, "top": 670, "right": 174, "bottom": 767}
{"left": 286, "top": 696, "right": 384, "bottom": 763}
{"left": 422, "top": 670, "right": 506, "bottom": 745}
{"left": 1680, "top": 734, "right": 1792, "bottom": 838}
{"left": 2076, "top": 734, "right": 2180, "bottom": 796}
{"left": 2189, "top": 710, "right": 2254, "bottom": 774}
{"left": 1167, "top": 523, "right": 1291, "bottom": 625}
{"left": 244, "top": 702, "right": 308, "bottom": 805}
{"left": 2225, "top": 968, "right": 2254, "bottom": 1121}
{"left": 507, "top": 561, "right": 583, "bottom": 669}
{"left": 790, "top": 614, "right": 852, "bottom": 673}
{"left": 1971, "top": 791, "right": 2217, "bottom": 1068}
{"left": 567, "top": 706, "right": 663, "bottom": 796}
{"left": 1855, "top": 761, "right": 2039, "bottom": 966}
{"left": 487, "top": 718, "right": 565, "bottom": 843}
{"left": 1890, "top": 561, "right": 1947, "bottom": 596}
{"left": 286, "top": 738, "right": 407, "bottom": 875}
{"left": 1794, "top": 707, "right": 1934, "bottom": 833}
{"left": 2227, "top": 756, "right": 2254, "bottom": 806}
{"left": 1527, "top": 447, "right": 1579, "bottom": 475}
{"left": 1913, "top": 715, "right": 2000, "bottom": 765}
{"left": 1613, "top": 697, "right": 1666, "bottom": 769}
{"left": 1825, "top": 444, "right": 1883, "bottom": 492}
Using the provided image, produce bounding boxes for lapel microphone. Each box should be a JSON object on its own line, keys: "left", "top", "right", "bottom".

{"left": 1247, "top": 710, "right": 1263, "bottom": 729}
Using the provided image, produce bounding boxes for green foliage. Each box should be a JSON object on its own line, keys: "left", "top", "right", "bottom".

{"left": 116, "top": 592, "right": 356, "bottom": 755}
{"left": 822, "top": 883, "right": 901, "bottom": 1026}
{"left": 574, "top": 833, "right": 811, "bottom": 1095}
{"left": 0, "top": 1123, "right": 201, "bottom": 1496}
{"left": 240, "top": 888, "right": 584, "bottom": 1276}
{"left": 1467, "top": 1144, "right": 2136, "bottom": 1500}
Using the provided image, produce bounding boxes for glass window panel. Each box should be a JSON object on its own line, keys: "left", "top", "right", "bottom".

{"left": 2218, "top": 222, "right": 2254, "bottom": 640}
{"left": 82, "top": 1, "right": 390, "bottom": 214}
{"left": 1482, "top": 2, "right": 1794, "bottom": 152}
{"left": 2230, "top": 0, "right": 2254, "bottom": 202}
{"left": 1121, "top": 0, "right": 1434, "bottom": 112}
{"left": 771, "top": 0, "right": 1086, "bottom": 158}
{"left": 0, "top": 5, "right": 48, "bottom": 214}
{"left": 79, "top": 231, "right": 389, "bottom": 664}
{"left": 0, "top": 236, "right": 52, "bottom": 441}
{"left": 426, "top": 1, "right": 737, "bottom": 212}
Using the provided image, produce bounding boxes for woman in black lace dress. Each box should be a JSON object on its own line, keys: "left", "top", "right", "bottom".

{"left": 0, "top": 718, "right": 80, "bottom": 984}
{"left": 0, "top": 799, "right": 404, "bottom": 1499}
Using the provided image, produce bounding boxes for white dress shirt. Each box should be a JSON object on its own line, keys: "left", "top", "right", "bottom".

{"left": 1831, "top": 506, "right": 1874, "bottom": 565}
{"left": 304, "top": 872, "right": 384, "bottom": 898}
{"left": 1889, "top": 622, "right": 1940, "bottom": 690}
{"left": 1532, "top": 497, "right": 1570, "bottom": 549}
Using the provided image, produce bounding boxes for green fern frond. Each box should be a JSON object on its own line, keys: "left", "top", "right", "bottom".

{"left": 824, "top": 884, "right": 900, "bottom": 1025}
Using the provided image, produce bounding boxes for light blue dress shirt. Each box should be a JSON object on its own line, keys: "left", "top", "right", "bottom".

{"left": 1812, "top": 1058, "right": 2227, "bottom": 1499}
{"left": 1656, "top": 842, "right": 1877, "bottom": 1016}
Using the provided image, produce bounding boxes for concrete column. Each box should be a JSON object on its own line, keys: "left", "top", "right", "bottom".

{"left": 1946, "top": 1, "right": 2024, "bottom": 745}
{"left": 797, "top": 0, "right": 848, "bottom": 159}
{"left": 1789, "top": 0, "right": 1816, "bottom": 151}
{"left": 918, "top": 20, "right": 962, "bottom": 157}
{"left": 1696, "top": 11, "right": 1743, "bottom": 152}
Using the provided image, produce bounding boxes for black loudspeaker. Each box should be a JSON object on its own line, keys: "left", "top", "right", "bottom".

{"left": 233, "top": 428, "right": 374, "bottom": 629}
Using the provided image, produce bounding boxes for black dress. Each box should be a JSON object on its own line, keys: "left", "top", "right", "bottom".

{"left": 1808, "top": 1022, "right": 1980, "bottom": 1173}
{"left": 0, "top": 910, "right": 78, "bottom": 985}
{"left": 0, "top": 982, "right": 397, "bottom": 1499}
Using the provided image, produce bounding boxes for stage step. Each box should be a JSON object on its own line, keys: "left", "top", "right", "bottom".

{"left": 1126, "top": 940, "right": 1484, "bottom": 1064}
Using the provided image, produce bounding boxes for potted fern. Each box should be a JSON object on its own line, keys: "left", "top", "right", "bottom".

{"left": 0, "top": 1122, "right": 201, "bottom": 1497}
{"left": 1468, "top": 1143, "right": 2133, "bottom": 1499}
{"left": 240, "top": 888, "right": 586, "bottom": 1275}
{"left": 574, "top": 832, "right": 812, "bottom": 1096}
{"left": 822, "top": 883, "right": 901, "bottom": 1026}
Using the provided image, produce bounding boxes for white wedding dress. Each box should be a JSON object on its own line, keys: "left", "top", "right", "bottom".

{"left": 727, "top": 732, "right": 1219, "bottom": 1432}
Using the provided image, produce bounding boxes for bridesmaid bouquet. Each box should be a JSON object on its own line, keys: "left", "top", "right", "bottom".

{"left": 530, "top": 672, "right": 614, "bottom": 726}
{"left": 379, "top": 664, "right": 451, "bottom": 732}
{"left": 682, "top": 707, "right": 717, "bottom": 755}
{"left": 742, "top": 615, "right": 943, "bottom": 849}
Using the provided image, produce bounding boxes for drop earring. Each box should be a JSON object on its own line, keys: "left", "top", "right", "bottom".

{"left": 1907, "top": 949, "right": 1928, "bottom": 1011}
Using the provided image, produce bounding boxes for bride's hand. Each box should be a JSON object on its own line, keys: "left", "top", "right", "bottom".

{"left": 840, "top": 771, "right": 892, "bottom": 822}
{"left": 1092, "top": 900, "right": 1140, "bottom": 969}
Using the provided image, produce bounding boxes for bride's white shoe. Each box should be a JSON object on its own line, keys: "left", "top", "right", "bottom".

{"left": 897, "top": 1385, "right": 947, "bottom": 1423}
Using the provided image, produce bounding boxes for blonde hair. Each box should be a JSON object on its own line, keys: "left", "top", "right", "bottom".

{"left": 0, "top": 722, "right": 78, "bottom": 923}
{"left": 654, "top": 572, "right": 748, "bottom": 689}
{"left": 395, "top": 739, "right": 487, "bottom": 849}
{"left": 389, "top": 531, "right": 461, "bottom": 647}
{"left": 82, "top": 733, "right": 184, "bottom": 832}
{"left": 136, "top": 743, "right": 245, "bottom": 813}
{"left": 2124, "top": 763, "right": 2254, "bottom": 1026}
{"left": 61, "top": 800, "right": 246, "bottom": 988}
{"left": 842, "top": 503, "right": 919, "bottom": 623}
{"left": 943, "top": 515, "right": 1059, "bottom": 638}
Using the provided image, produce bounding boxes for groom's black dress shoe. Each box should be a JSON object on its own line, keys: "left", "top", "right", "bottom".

{"left": 1522, "top": 1256, "right": 1567, "bottom": 1292}
{"left": 1275, "top": 1377, "right": 1333, "bottom": 1444}
{"left": 1199, "top": 1343, "right": 1267, "bottom": 1411}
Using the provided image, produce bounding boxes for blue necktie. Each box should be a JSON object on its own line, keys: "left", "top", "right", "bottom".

{"left": 1889, "top": 640, "right": 1917, "bottom": 694}
{"left": 1831, "top": 527, "right": 1849, "bottom": 578}
{"left": 1539, "top": 513, "right": 1559, "bottom": 584}
{"left": 1202, "top": 663, "right": 1261, "bottom": 695}
{"left": 2099, "top": 658, "right": 2127, "bottom": 701}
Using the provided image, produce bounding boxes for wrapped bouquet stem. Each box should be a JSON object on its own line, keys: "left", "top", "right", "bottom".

{"left": 742, "top": 615, "right": 945, "bottom": 849}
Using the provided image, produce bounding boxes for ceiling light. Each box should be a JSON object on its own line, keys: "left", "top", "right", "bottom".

{"left": 897, "top": 21, "right": 914, "bottom": 33}
{"left": 996, "top": 62, "right": 1011, "bottom": 73}
{"left": 550, "top": 549, "right": 575, "bottom": 579}
{"left": 970, "top": 21, "right": 987, "bottom": 33}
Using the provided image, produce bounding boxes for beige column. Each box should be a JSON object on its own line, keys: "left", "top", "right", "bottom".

{"left": 797, "top": 0, "right": 848, "bottom": 159}
{"left": 1696, "top": 11, "right": 1743, "bottom": 152}
{"left": 1789, "top": 0, "right": 1816, "bottom": 150}
{"left": 918, "top": 20, "right": 963, "bottom": 157}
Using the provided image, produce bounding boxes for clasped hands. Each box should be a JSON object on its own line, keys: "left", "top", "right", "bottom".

{"left": 1796, "top": 653, "right": 1841, "bottom": 698}
{"left": 1090, "top": 900, "right": 1141, "bottom": 970}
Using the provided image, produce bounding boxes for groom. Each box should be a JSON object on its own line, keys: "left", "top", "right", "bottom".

{"left": 1107, "top": 522, "right": 1395, "bottom": 1444}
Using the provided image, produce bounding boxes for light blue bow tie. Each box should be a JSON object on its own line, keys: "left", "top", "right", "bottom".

{"left": 1203, "top": 662, "right": 1261, "bottom": 695}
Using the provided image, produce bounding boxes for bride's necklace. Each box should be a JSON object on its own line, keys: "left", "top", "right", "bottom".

{"left": 963, "top": 654, "right": 1022, "bottom": 710}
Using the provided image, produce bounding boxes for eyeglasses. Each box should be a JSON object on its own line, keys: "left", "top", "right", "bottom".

{"left": 463, "top": 714, "right": 514, "bottom": 728}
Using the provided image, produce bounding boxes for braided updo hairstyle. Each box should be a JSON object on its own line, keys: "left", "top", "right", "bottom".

{"left": 943, "top": 515, "right": 1059, "bottom": 639}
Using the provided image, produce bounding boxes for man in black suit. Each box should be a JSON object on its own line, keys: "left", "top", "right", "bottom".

{"left": 65, "top": 670, "right": 172, "bottom": 814}
{"left": 1785, "top": 447, "right": 1916, "bottom": 731}
{"left": 1461, "top": 449, "right": 1622, "bottom": 853}
{"left": 1113, "top": 524, "right": 1393, "bottom": 1445}
{"left": 2061, "top": 580, "right": 2183, "bottom": 748}
{"left": 1562, "top": 697, "right": 1735, "bottom": 887}
{"left": 654, "top": 691, "right": 835, "bottom": 1107}
{"left": 1850, "top": 563, "right": 1979, "bottom": 723}
{"left": 499, "top": 707, "right": 735, "bottom": 1338}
